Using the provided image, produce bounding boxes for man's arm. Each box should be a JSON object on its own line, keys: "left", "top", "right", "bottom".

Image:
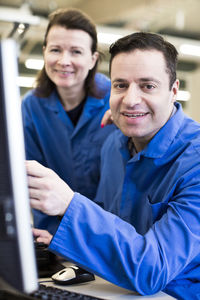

{"left": 26, "top": 160, "right": 74, "bottom": 216}
{"left": 26, "top": 160, "right": 200, "bottom": 296}
{"left": 49, "top": 189, "right": 200, "bottom": 296}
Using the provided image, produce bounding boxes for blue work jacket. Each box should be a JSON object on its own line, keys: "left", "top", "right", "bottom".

{"left": 22, "top": 73, "right": 116, "bottom": 234}
{"left": 49, "top": 102, "right": 200, "bottom": 299}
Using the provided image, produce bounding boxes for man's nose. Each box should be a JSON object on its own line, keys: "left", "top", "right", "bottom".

{"left": 122, "top": 83, "right": 141, "bottom": 107}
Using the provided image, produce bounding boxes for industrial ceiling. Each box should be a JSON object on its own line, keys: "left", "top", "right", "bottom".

{"left": 0, "top": 0, "right": 200, "bottom": 94}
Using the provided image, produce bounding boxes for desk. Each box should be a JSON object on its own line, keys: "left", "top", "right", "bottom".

{"left": 40, "top": 273, "right": 175, "bottom": 299}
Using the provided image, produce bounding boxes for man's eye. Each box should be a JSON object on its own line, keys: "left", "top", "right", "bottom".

{"left": 146, "top": 84, "right": 154, "bottom": 89}
{"left": 113, "top": 83, "right": 127, "bottom": 89}
{"left": 141, "top": 84, "right": 156, "bottom": 91}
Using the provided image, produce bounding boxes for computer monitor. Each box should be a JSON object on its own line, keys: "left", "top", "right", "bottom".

{"left": 0, "top": 39, "right": 38, "bottom": 295}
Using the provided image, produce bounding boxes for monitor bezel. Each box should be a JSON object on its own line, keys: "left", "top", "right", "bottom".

{"left": 0, "top": 38, "right": 38, "bottom": 294}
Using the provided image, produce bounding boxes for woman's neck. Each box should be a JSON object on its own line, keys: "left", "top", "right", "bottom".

{"left": 57, "top": 86, "right": 86, "bottom": 111}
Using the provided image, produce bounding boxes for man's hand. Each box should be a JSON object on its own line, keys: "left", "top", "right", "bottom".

{"left": 32, "top": 228, "right": 53, "bottom": 245}
{"left": 26, "top": 160, "right": 74, "bottom": 216}
{"left": 101, "top": 109, "right": 113, "bottom": 128}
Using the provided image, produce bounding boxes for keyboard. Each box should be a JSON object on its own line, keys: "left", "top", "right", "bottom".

{"left": 29, "top": 284, "right": 104, "bottom": 299}
{"left": 0, "top": 284, "right": 105, "bottom": 300}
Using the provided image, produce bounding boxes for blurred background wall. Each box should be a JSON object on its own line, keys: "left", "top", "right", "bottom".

{"left": 0, "top": 0, "right": 200, "bottom": 122}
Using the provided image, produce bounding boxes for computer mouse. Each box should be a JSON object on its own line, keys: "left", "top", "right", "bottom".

{"left": 51, "top": 265, "right": 95, "bottom": 285}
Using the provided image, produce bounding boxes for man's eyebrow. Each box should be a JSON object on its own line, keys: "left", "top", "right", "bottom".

{"left": 111, "top": 78, "right": 127, "bottom": 84}
{"left": 111, "top": 77, "right": 161, "bottom": 84}
{"left": 139, "top": 77, "right": 161, "bottom": 84}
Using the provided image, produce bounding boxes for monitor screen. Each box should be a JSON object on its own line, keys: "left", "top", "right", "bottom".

{"left": 0, "top": 39, "right": 38, "bottom": 295}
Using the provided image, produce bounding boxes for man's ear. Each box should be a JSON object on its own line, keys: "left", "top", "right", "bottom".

{"left": 171, "top": 79, "right": 179, "bottom": 103}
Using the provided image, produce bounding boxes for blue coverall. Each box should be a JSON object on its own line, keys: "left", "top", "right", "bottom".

{"left": 22, "top": 73, "right": 116, "bottom": 234}
{"left": 49, "top": 102, "right": 200, "bottom": 300}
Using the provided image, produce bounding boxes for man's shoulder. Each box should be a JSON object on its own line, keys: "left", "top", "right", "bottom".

{"left": 175, "top": 114, "right": 200, "bottom": 157}
{"left": 102, "top": 129, "right": 124, "bottom": 151}
{"left": 181, "top": 114, "right": 200, "bottom": 141}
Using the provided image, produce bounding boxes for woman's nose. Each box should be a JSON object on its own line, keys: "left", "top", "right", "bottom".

{"left": 58, "top": 52, "right": 71, "bottom": 66}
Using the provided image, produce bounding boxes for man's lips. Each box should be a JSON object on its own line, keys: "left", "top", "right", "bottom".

{"left": 121, "top": 112, "right": 148, "bottom": 118}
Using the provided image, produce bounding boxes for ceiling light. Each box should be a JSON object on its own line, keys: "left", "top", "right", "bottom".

{"left": 0, "top": 7, "right": 40, "bottom": 25}
{"left": 179, "top": 44, "right": 200, "bottom": 57}
{"left": 25, "top": 58, "right": 44, "bottom": 70}
{"left": 177, "top": 90, "right": 191, "bottom": 101}
{"left": 97, "top": 32, "right": 123, "bottom": 45}
{"left": 17, "top": 23, "right": 26, "bottom": 35}
{"left": 17, "top": 76, "right": 35, "bottom": 88}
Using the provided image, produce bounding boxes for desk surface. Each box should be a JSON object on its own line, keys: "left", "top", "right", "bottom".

{"left": 40, "top": 274, "right": 175, "bottom": 299}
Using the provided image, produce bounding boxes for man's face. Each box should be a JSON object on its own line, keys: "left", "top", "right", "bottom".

{"left": 110, "top": 49, "right": 179, "bottom": 152}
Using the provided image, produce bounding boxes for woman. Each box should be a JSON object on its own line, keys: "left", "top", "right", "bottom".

{"left": 22, "top": 8, "right": 116, "bottom": 235}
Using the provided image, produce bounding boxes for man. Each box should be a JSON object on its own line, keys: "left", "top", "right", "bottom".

{"left": 27, "top": 32, "right": 200, "bottom": 299}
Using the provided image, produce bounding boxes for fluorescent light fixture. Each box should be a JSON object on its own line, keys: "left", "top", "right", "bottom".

{"left": 177, "top": 90, "right": 191, "bottom": 101}
{"left": 17, "top": 23, "right": 26, "bottom": 35}
{"left": 17, "top": 76, "right": 35, "bottom": 88}
{"left": 179, "top": 44, "right": 200, "bottom": 57}
{"left": 97, "top": 32, "right": 123, "bottom": 45}
{"left": 0, "top": 7, "right": 40, "bottom": 25}
{"left": 25, "top": 58, "right": 44, "bottom": 70}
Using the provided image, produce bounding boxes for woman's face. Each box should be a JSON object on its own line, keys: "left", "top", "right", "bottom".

{"left": 43, "top": 25, "right": 98, "bottom": 92}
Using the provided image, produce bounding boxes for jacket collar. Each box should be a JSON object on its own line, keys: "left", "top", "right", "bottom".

{"left": 42, "top": 89, "right": 107, "bottom": 113}
{"left": 141, "top": 102, "right": 184, "bottom": 158}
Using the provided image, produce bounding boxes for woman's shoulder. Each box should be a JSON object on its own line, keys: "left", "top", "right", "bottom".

{"left": 22, "top": 89, "right": 55, "bottom": 108}
{"left": 95, "top": 73, "right": 111, "bottom": 92}
{"left": 22, "top": 89, "right": 40, "bottom": 103}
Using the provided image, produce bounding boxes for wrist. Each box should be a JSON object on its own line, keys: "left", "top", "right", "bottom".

{"left": 59, "top": 191, "right": 75, "bottom": 216}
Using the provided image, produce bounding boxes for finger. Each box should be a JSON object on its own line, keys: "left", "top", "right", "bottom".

{"left": 101, "top": 109, "right": 113, "bottom": 127}
{"left": 36, "top": 237, "right": 47, "bottom": 244}
{"left": 28, "top": 186, "right": 49, "bottom": 203}
{"left": 101, "top": 110, "right": 110, "bottom": 125}
{"left": 36, "top": 236, "right": 52, "bottom": 245}
{"left": 26, "top": 160, "right": 47, "bottom": 177}
{"left": 32, "top": 228, "right": 50, "bottom": 239}
{"left": 30, "top": 195, "right": 55, "bottom": 215}
{"left": 27, "top": 175, "right": 48, "bottom": 190}
{"left": 30, "top": 198, "right": 42, "bottom": 211}
{"left": 32, "top": 227, "right": 43, "bottom": 237}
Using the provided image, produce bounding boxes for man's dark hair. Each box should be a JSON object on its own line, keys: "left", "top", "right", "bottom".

{"left": 35, "top": 8, "right": 100, "bottom": 98}
{"left": 109, "top": 32, "right": 178, "bottom": 89}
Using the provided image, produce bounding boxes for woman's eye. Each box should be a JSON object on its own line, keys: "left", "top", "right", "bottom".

{"left": 50, "top": 48, "right": 60, "bottom": 53}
